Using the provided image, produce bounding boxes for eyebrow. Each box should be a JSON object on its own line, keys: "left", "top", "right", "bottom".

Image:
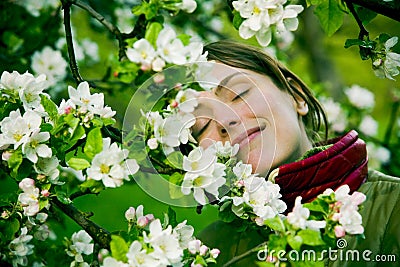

{"left": 215, "top": 72, "right": 248, "bottom": 96}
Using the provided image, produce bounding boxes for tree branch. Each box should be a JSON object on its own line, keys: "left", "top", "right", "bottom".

{"left": 61, "top": 0, "right": 84, "bottom": 85}
{"left": 346, "top": 0, "right": 400, "bottom": 23}
{"left": 52, "top": 198, "right": 111, "bottom": 249}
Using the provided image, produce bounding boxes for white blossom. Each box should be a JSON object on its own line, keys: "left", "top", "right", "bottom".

{"left": 156, "top": 28, "right": 187, "bottom": 65}
{"left": 9, "top": 227, "right": 34, "bottom": 267}
{"left": 34, "top": 156, "right": 60, "bottom": 184}
{"left": 22, "top": 130, "right": 52, "bottom": 163}
{"left": 181, "top": 146, "right": 226, "bottom": 205}
{"left": 172, "top": 88, "right": 199, "bottom": 113}
{"left": 143, "top": 219, "right": 183, "bottom": 265}
{"left": 86, "top": 138, "right": 139, "bottom": 188}
{"left": 287, "top": 196, "right": 326, "bottom": 230}
{"left": 373, "top": 36, "right": 400, "bottom": 80}
{"left": 127, "top": 39, "right": 157, "bottom": 69}
{"left": 173, "top": 220, "right": 195, "bottom": 249}
{"left": 177, "top": 0, "right": 197, "bottom": 13}
{"left": 101, "top": 257, "right": 128, "bottom": 267}
{"left": 18, "top": 178, "right": 40, "bottom": 217}
{"left": 359, "top": 115, "right": 378, "bottom": 136}
{"left": 126, "top": 241, "right": 159, "bottom": 267}
{"left": 213, "top": 141, "right": 239, "bottom": 158}
{"left": 31, "top": 46, "right": 67, "bottom": 86}
{"left": 367, "top": 143, "right": 391, "bottom": 169}
{"left": 242, "top": 177, "right": 287, "bottom": 220}
{"left": 67, "top": 230, "right": 94, "bottom": 264}
{"left": 345, "top": 85, "right": 375, "bottom": 109}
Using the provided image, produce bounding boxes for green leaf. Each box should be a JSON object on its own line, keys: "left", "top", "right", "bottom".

{"left": 40, "top": 95, "right": 59, "bottom": 122}
{"left": 79, "top": 179, "right": 105, "bottom": 194}
{"left": 194, "top": 255, "right": 207, "bottom": 265}
{"left": 167, "top": 206, "right": 178, "bottom": 228}
{"left": 67, "top": 157, "right": 90, "bottom": 170}
{"left": 110, "top": 235, "right": 128, "bottom": 262}
{"left": 355, "top": 6, "right": 377, "bottom": 25}
{"left": 169, "top": 172, "right": 184, "bottom": 199}
{"left": 0, "top": 217, "right": 20, "bottom": 240}
{"left": 297, "top": 229, "right": 326, "bottom": 246}
{"left": 56, "top": 191, "right": 71, "bottom": 204}
{"left": 8, "top": 150, "right": 23, "bottom": 178}
{"left": 177, "top": 34, "right": 191, "bottom": 46}
{"left": 287, "top": 234, "right": 303, "bottom": 251}
{"left": 232, "top": 10, "right": 244, "bottom": 30}
{"left": 166, "top": 151, "right": 183, "bottom": 169}
{"left": 264, "top": 216, "right": 286, "bottom": 233}
{"left": 84, "top": 127, "right": 103, "bottom": 160}
{"left": 145, "top": 22, "right": 163, "bottom": 46}
{"left": 344, "top": 39, "right": 365, "bottom": 48}
{"left": 314, "top": 0, "right": 344, "bottom": 36}
{"left": 132, "top": 2, "right": 158, "bottom": 20}
{"left": 306, "top": 0, "right": 324, "bottom": 7}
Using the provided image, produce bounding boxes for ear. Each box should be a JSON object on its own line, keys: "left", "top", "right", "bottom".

{"left": 287, "top": 78, "right": 309, "bottom": 116}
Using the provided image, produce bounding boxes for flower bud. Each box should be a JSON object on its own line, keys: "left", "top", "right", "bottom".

{"left": 137, "top": 216, "right": 149, "bottom": 227}
{"left": 36, "top": 213, "right": 48, "bottom": 223}
{"left": 2, "top": 150, "right": 12, "bottom": 161}
{"left": 334, "top": 225, "right": 346, "bottom": 238}
{"left": 331, "top": 212, "right": 340, "bottom": 221}
{"left": 255, "top": 217, "right": 264, "bottom": 226}
{"left": 153, "top": 73, "right": 165, "bottom": 83}
{"left": 210, "top": 248, "right": 220, "bottom": 259}
{"left": 125, "top": 207, "right": 136, "bottom": 221}
{"left": 145, "top": 214, "right": 155, "bottom": 221}
{"left": 170, "top": 100, "right": 179, "bottom": 108}
{"left": 191, "top": 263, "right": 202, "bottom": 267}
{"left": 188, "top": 239, "right": 201, "bottom": 254}
{"left": 147, "top": 138, "right": 158, "bottom": 150}
{"left": 199, "top": 245, "right": 208, "bottom": 256}
{"left": 1, "top": 210, "right": 10, "bottom": 219}
{"left": 350, "top": 192, "right": 366, "bottom": 206}
{"left": 41, "top": 189, "right": 50, "bottom": 197}
{"left": 64, "top": 106, "right": 72, "bottom": 115}
{"left": 36, "top": 174, "right": 47, "bottom": 183}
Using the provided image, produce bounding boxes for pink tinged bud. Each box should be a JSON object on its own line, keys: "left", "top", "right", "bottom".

{"left": 125, "top": 207, "right": 136, "bottom": 221}
{"left": 19, "top": 178, "right": 35, "bottom": 191}
{"left": 153, "top": 73, "right": 165, "bottom": 83}
{"left": 113, "top": 71, "right": 119, "bottom": 78}
{"left": 64, "top": 106, "right": 72, "bottom": 114}
{"left": 145, "top": 214, "right": 155, "bottom": 221}
{"left": 334, "top": 225, "right": 346, "bottom": 238}
{"left": 210, "top": 248, "right": 220, "bottom": 259}
{"left": 199, "top": 245, "right": 208, "bottom": 256}
{"left": 137, "top": 216, "right": 149, "bottom": 227}
{"left": 170, "top": 100, "right": 179, "bottom": 108}
{"left": 332, "top": 212, "right": 340, "bottom": 221}
{"left": 255, "top": 217, "right": 264, "bottom": 226}
{"left": 191, "top": 263, "right": 202, "bottom": 267}
{"left": 237, "top": 180, "right": 245, "bottom": 187}
{"left": 41, "top": 189, "right": 50, "bottom": 197}
{"left": 188, "top": 239, "right": 201, "bottom": 254}
{"left": 140, "top": 62, "right": 151, "bottom": 71}
{"left": 350, "top": 192, "right": 366, "bottom": 206}
{"left": 1, "top": 211, "right": 9, "bottom": 219}
{"left": 266, "top": 255, "right": 277, "bottom": 263}
{"left": 174, "top": 83, "right": 182, "bottom": 90}
{"left": 2, "top": 150, "right": 12, "bottom": 161}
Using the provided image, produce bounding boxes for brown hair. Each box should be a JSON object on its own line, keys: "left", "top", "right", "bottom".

{"left": 203, "top": 40, "right": 328, "bottom": 142}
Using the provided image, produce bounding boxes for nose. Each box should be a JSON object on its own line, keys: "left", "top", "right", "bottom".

{"left": 213, "top": 102, "right": 241, "bottom": 137}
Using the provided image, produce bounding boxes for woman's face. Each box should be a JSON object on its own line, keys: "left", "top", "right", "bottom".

{"left": 192, "top": 63, "right": 312, "bottom": 176}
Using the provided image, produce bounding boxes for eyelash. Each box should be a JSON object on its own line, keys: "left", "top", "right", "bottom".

{"left": 195, "top": 120, "right": 211, "bottom": 138}
{"left": 232, "top": 89, "right": 249, "bottom": 101}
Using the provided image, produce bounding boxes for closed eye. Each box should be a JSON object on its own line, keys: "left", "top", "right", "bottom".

{"left": 193, "top": 119, "right": 211, "bottom": 139}
{"left": 232, "top": 89, "right": 250, "bottom": 101}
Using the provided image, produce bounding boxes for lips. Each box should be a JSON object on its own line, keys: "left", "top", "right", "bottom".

{"left": 231, "top": 125, "right": 265, "bottom": 148}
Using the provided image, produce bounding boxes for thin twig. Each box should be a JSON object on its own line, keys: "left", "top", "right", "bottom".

{"left": 222, "top": 242, "right": 267, "bottom": 267}
{"left": 61, "top": 0, "right": 84, "bottom": 85}
{"left": 346, "top": 1, "right": 369, "bottom": 40}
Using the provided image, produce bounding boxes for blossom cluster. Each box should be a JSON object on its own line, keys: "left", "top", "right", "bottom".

{"left": 323, "top": 185, "right": 366, "bottom": 237}
{"left": 127, "top": 27, "right": 207, "bottom": 72}
{"left": 101, "top": 205, "right": 220, "bottom": 267}
{"left": 232, "top": 0, "right": 304, "bottom": 46}
{"left": 66, "top": 230, "right": 94, "bottom": 267}
{"left": 144, "top": 88, "right": 199, "bottom": 155}
{"left": 372, "top": 36, "right": 400, "bottom": 80}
